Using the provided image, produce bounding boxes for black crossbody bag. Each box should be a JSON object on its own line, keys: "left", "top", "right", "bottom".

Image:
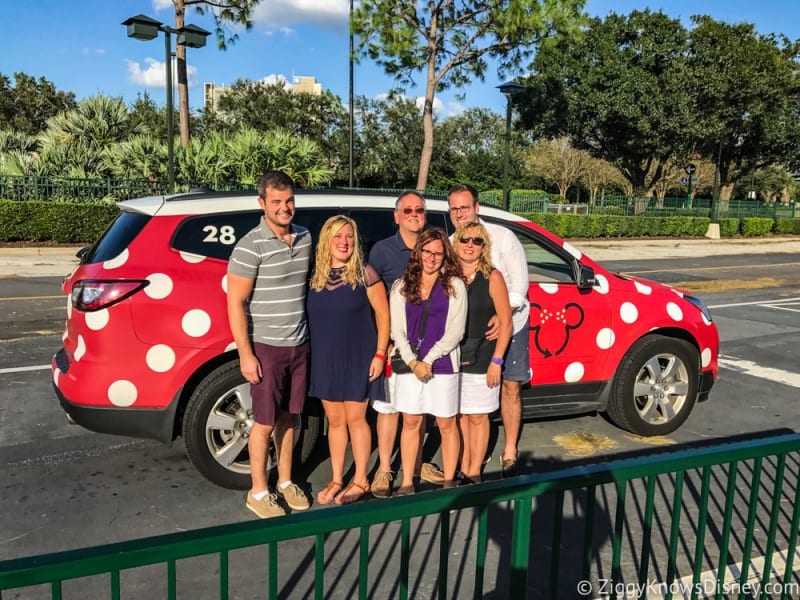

{"left": 390, "top": 282, "right": 436, "bottom": 375}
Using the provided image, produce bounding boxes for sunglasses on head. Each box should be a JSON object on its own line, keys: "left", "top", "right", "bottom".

{"left": 402, "top": 207, "right": 425, "bottom": 215}
{"left": 459, "top": 236, "right": 485, "bottom": 246}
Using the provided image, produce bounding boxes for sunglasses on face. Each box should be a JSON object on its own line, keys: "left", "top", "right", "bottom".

{"left": 459, "top": 236, "right": 485, "bottom": 246}
{"left": 402, "top": 207, "right": 425, "bottom": 215}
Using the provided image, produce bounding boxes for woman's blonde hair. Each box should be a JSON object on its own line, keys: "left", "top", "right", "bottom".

{"left": 310, "top": 215, "right": 365, "bottom": 291}
{"left": 452, "top": 221, "right": 493, "bottom": 279}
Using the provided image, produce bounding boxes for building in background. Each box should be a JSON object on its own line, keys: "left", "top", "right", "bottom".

{"left": 203, "top": 76, "right": 322, "bottom": 112}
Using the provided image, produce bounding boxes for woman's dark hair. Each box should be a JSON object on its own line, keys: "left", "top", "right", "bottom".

{"left": 401, "top": 227, "right": 462, "bottom": 303}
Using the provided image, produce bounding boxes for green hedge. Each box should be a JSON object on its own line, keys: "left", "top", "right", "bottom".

{"left": 0, "top": 200, "right": 119, "bottom": 243}
{"left": 740, "top": 217, "right": 774, "bottom": 237}
{"left": 520, "top": 213, "right": 711, "bottom": 238}
{"left": 1, "top": 200, "right": 798, "bottom": 243}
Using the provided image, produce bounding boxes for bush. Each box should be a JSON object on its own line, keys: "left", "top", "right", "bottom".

{"left": 0, "top": 200, "right": 119, "bottom": 242}
{"left": 718, "top": 218, "right": 740, "bottom": 236}
{"left": 773, "top": 219, "right": 800, "bottom": 234}
{"left": 740, "top": 217, "right": 774, "bottom": 237}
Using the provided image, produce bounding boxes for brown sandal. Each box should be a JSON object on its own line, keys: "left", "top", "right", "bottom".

{"left": 335, "top": 480, "right": 369, "bottom": 505}
{"left": 316, "top": 480, "right": 343, "bottom": 505}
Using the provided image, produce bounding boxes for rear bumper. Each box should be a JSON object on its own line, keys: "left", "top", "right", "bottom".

{"left": 53, "top": 349, "right": 179, "bottom": 444}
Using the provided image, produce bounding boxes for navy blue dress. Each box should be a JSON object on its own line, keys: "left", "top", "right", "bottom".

{"left": 307, "top": 265, "right": 385, "bottom": 401}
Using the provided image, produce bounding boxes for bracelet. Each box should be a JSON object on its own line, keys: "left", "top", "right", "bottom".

{"left": 374, "top": 352, "right": 386, "bottom": 361}
{"left": 490, "top": 357, "right": 504, "bottom": 366}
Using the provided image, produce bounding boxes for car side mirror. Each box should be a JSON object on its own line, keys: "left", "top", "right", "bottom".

{"left": 76, "top": 246, "right": 90, "bottom": 260}
{"left": 578, "top": 264, "right": 596, "bottom": 290}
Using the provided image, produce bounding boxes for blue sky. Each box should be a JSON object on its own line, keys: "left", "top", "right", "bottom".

{"left": 1, "top": 0, "right": 798, "bottom": 118}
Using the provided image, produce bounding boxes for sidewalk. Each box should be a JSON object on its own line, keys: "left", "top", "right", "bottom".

{"left": 1, "top": 236, "right": 799, "bottom": 278}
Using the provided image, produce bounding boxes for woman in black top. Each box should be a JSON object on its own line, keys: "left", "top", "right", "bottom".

{"left": 453, "top": 222, "right": 512, "bottom": 482}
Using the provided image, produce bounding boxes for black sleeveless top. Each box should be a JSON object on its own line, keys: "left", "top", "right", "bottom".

{"left": 461, "top": 270, "right": 498, "bottom": 374}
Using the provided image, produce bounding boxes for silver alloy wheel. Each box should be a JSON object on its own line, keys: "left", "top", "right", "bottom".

{"left": 631, "top": 352, "right": 690, "bottom": 426}
{"left": 203, "top": 382, "right": 299, "bottom": 475}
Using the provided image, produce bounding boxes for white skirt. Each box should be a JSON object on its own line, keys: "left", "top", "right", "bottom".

{"left": 393, "top": 373, "right": 459, "bottom": 418}
{"left": 459, "top": 372, "right": 500, "bottom": 415}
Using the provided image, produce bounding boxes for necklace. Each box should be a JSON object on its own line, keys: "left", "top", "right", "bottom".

{"left": 421, "top": 276, "right": 438, "bottom": 294}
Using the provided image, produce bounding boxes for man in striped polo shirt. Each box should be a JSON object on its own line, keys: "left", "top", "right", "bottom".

{"left": 227, "top": 171, "right": 312, "bottom": 518}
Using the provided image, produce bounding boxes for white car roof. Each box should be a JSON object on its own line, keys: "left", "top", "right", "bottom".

{"left": 117, "top": 191, "right": 527, "bottom": 223}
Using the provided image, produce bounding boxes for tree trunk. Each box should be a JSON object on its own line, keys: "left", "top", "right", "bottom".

{"left": 416, "top": 93, "right": 435, "bottom": 193}
{"left": 720, "top": 183, "right": 734, "bottom": 201}
{"left": 416, "top": 22, "right": 438, "bottom": 193}
{"left": 173, "top": 0, "right": 190, "bottom": 148}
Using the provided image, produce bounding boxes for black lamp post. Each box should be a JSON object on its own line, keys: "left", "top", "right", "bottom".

{"left": 498, "top": 81, "right": 524, "bottom": 211}
{"left": 123, "top": 14, "right": 210, "bottom": 194}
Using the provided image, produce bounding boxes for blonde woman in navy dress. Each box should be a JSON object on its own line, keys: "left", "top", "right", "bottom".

{"left": 390, "top": 228, "right": 467, "bottom": 494}
{"left": 307, "top": 216, "right": 390, "bottom": 504}
{"left": 453, "top": 222, "right": 512, "bottom": 482}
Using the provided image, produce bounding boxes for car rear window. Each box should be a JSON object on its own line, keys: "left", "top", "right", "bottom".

{"left": 81, "top": 210, "right": 151, "bottom": 264}
{"left": 170, "top": 208, "right": 342, "bottom": 261}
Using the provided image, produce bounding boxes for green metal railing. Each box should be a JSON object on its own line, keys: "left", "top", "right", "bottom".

{"left": 3, "top": 433, "right": 800, "bottom": 599}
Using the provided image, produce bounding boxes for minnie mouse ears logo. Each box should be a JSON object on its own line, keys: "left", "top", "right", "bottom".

{"left": 529, "top": 302, "right": 584, "bottom": 358}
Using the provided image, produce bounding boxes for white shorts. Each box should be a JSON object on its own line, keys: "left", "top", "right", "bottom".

{"left": 459, "top": 372, "right": 500, "bottom": 415}
{"left": 393, "top": 373, "right": 459, "bottom": 418}
{"left": 371, "top": 374, "right": 398, "bottom": 415}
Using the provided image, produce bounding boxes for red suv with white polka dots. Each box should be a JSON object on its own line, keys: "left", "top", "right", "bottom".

{"left": 52, "top": 190, "right": 719, "bottom": 488}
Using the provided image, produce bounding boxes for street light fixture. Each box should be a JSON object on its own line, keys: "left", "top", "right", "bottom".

{"left": 498, "top": 80, "right": 524, "bottom": 211}
{"left": 122, "top": 14, "right": 210, "bottom": 194}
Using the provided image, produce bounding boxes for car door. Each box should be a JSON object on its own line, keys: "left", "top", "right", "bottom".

{"left": 494, "top": 220, "right": 613, "bottom": 411}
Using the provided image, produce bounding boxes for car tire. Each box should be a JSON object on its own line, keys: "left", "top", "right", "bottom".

{"left": 606, "top": 335, "right": 699, "bottom": 436}
{"left": 182, "top": 360, "right": 321, "bottom": 490}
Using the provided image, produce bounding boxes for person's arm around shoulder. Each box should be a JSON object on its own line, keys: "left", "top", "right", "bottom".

{"left": 487, "top": 270, "right": 513, "bottom": 388}
{"left": 498, "top": 226, "right": 529, "bottom": 314}
{"left": 365, "top": 266, "right": 390, "bottom": 381}
{"left": 227, "top": 273, "right": 260, "bottom": 384}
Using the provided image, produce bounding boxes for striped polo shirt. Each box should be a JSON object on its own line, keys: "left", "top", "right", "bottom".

{"left": 228, "top": 219, "right": 311, "bottom": 347}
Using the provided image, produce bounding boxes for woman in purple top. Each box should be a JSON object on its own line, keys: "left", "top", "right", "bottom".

{"left": 389, "top": 228, "right": 467, "bottom": 494}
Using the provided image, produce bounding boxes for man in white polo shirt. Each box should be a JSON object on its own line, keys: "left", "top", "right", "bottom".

{"left": 447, "top": 184, "right": 531, "bottom": 478}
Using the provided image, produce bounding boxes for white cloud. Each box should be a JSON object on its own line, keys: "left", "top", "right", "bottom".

{"left": 259, "top": 74, "right": 292, "bottom": 89}
{"left": 126, "top": 58, "right": 199, "bottom": 89}
{"left": 251, "top": 0, "right": 349, "bottom": 33}
{"left": 372, "top": 93, "right": 465, "bottom": 118}
{"left": 151, "top": 0, "right": 173, "bottom": 11}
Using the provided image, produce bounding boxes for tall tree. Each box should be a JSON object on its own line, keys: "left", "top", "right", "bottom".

{"left": 169, "top": 0, "right": 259, "bottom": 148}
{"left": 351, "top": 0, "right": 586, "bottom": 192}
{"left": 526, "top": 137, "right": 590, "bottom": 199}
{"left": 519, "top": 10, "right": 694, "bottom": 195}
{"left": 431, "top": 107, "right": 510, "bottom": 191}
{"left": 215, "top": 79, "right": 348, "bottom": 170}
{"left": 0, "top": 72, "right": 76, "bottom": 136}
{"left": 688, "top": 16, "right": 800, "bottom": 200}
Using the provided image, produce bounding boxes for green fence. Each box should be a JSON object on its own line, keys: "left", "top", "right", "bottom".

{"left": 1, "top": 176, "right": 797, "bottom": 219}
{"left": 3, "top": 433, "right": 800, "bottom": 599}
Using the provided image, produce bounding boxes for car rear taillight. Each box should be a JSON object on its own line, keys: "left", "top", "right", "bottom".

{"left": 70, "top": 280, "right": 149, "bottom": 311}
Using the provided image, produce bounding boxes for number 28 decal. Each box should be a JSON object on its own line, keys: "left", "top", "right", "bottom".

{"left": 202, "top": 225, "right": 237, "bottom": 245}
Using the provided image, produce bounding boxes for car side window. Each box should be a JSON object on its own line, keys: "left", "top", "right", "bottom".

{"left": 348, "top": 208, "right": 452, "bottom": 258}
{"left": 484, "top": 221, "right": 575, "bottom": 284}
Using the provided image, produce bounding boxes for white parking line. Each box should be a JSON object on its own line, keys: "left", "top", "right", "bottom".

{"left": 718, "top": 355, "right": 800, "bottom": 388}
{"left": 0, "top": 364, "right": 50, "bottom": 375}
{"left": 709, "top": 297, "right": 800, "bottom": 309}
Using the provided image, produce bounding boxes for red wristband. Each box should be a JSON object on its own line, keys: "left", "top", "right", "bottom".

{"left": 374, "top": 353, "right": 386, "bottom": 361}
